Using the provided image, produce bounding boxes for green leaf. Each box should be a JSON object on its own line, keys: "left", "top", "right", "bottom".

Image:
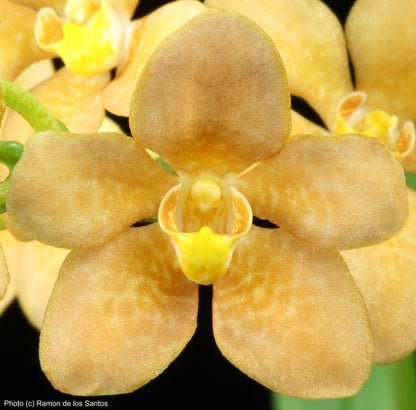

{"left": 0, "top": 79, "right": 68, "bottom": 132}
{"left": 146, "top": 148, "right": 178, "bottom": 176}
{"left": 405, "top": 173, "right": 416, "bottom": 190}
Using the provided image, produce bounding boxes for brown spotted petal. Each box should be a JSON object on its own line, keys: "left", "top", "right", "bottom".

{"left": 6, "top": 132, "right": 177, "bottom": 249}
{"left": 342, "top": 188, "right": 416, "bottom": 364}
{"left": 213, "top": 226, "right": 373, "bottom": 398}
{"left": 130, "top": 10, "right": 290, "bottom": 177}
{"left": 205, "top": 0, "right": 353, "bottom": 127}
{"left": 103, "top": 0, "right": 207, "bottom": 116}
{"left": 346, "top": 0, "right": 416, "bottom": 122}
{"left": 40, "top": 225, "right": 198, "bottom": 396}
{"left": 235, "top": 134, "right": 408, "bottom": 250}
{"left": 0, "top": 0, "right": 53, "bottom": 80}
{"left": 1, "top": 67, "right": 110, "bottom": 144}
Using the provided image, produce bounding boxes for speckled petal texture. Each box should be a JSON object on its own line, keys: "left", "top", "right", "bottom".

{"left": 6, "top": 132, "right": 177, "bottom": 248}
{"left": 235, "top": 134, "right": 408, "bottom": 250}
{"left": 40, "top": 224, "right": 198, "bottom": 396}
{"left": 130, "top": 10, "right": 290, "bottom": 177}
{"left": 342, "top": 188, "right": 416, "bottom": 364}
{"left": 205, "top": 0, "right": 353, "bottom": 127}
{"left": 213, "top": 226, "right": 373, "bottom": 398}
{"left": 346, "top": 0, "right": 416, "bottom": 123}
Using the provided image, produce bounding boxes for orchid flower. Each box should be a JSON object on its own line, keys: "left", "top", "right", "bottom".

{"left": 205, "top": 0, "right": 416, "bottom": 365}
{"left": 5, "top": 10, "right": 408, "bottom": 398}
{"left": 1, "top": 0, "right": 207, "bottom": 136}
{"left": 0, "top": 0, "right": 207, "bottom": 327}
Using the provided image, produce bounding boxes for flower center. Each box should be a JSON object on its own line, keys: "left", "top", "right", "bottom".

{"left": 158, "top": 177, "right": 252, "bottom": 285}
{"left": 35, "top": 0, "right": 125, "bottom": 76}
{"left": 334, "top": 91, "right": 415, "bottom": 158}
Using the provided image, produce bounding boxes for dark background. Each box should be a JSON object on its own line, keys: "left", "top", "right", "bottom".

{"left": 0, "top": 1, "right": 354, "bottom": 409}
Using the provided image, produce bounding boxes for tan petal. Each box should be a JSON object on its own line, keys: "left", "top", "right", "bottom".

{"left": 108, "top": 0, "right": 139, "bottom": 20}
{"left": 205, "top": 0, "right": 353, "bottom": 127}
{"left": 103, "top": 1, "right": 207, "bottom": 116}
{"left": 0, "top": 230, "right": 18, "bottom": 313}
{"left": 346, "top": 0, "right": 416, "bottom": 122}
{"left": 14, "top": 0, "right": 67, "bottom": 13}
{"left": 342, "top": 188, "right": 416, "bottom": 364}
{"left": 0, "top": 239, "right": 10, "bottom": 301}
{"left": 97, "top": 116, "right": 123, "bottom": 133}
{"left": 40, "top": 225, "right": 198, "bottom": 396}
{"left": 0, "top": 0, "right": 52, "bottom": 80}
{"left": 7, "top": 131, "right": 177, "bottom": 248}
{"left": 1, "top": 68, "right": 110, "bottom": 144}
{"left": 0, "top": 90, "right": 5, "bottom": 128}
{"left": 291, "top": 110, "right": 328, "bottom": 136}
{"left": 235, "top": 134, "right": 408, "bottom": 249}
{"left": 130, "top": 10, "right": 291, "bottom": 177}
{"left": 213, "top": 226, "right": 373, "bottom": 398}
{"left": 12, "top": 59, "right": 55, "bottom": 90}
{"left": 400, "top": 152, "right": 416, "bottom": 174}
{"left": 16, "top": 241, "right": 69, "bottom": 330}
{"left": 1, "top": 59, "right": 54, "bottom": 142}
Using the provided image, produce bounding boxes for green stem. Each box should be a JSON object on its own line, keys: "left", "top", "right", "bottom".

{"left": 0, "top": 141, "right": 24, "bottom": 214}
{"left": 0, "top": 178, "right": 9, "bottom": 214}
{"left": 0, "top": 79, "right": 68, "bottom": 132}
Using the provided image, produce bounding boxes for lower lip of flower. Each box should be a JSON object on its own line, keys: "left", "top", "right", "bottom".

{"left": 158, "top": 177, "right": 252, "bottom": 285}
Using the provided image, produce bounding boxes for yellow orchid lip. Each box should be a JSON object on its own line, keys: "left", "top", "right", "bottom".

{"left": 159, "top": 178, "right": 252, "bottom": 285}
{"left": 334, "top": 91, "right": 415, "bottom": 159}
{"left": 35, "top": 0, "right": 125, "bottom": 77}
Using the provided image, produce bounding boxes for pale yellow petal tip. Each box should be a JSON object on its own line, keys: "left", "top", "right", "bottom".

{"left": 159, "top": 179, "right": 252, "bottom": 285}
{"left": 35, "top": 1, "right": 125, "bottom": 76}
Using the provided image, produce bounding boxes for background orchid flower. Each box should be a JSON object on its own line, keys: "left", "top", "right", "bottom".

{"left": 0, "top": 0, "right": 206, "bottom": 138}
{"left": 5, "top": 9, "right": 409, "bottom": 399}
{"left": 204, "top": 0, "right": 416, "bottom": 367}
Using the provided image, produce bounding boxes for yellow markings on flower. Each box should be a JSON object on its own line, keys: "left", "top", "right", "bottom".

{"left": 65, "top": 0, "right": 100, "bottom": 24}
{"left": 35, "top": 0, "right": 124, "bottom": 76}
{"left": 173, "top": 226, "right": 235, "bottom": 285}
{"left": 190, "top": 178, "right": 222, "bottom": 213}
{"left": 159, "top": 178, "right": 252, "bottom": 285}
{"left": 334, "top": 91, "right": 415, "bottom": 159}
